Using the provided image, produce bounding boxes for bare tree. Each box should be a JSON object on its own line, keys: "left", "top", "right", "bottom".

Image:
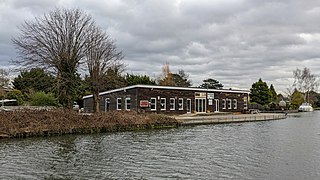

{"left": 157, "top": 64, "right": 192, "bottom": 87}
{"left": 0, "top": 68, "right": 10, "bottom": 99}
{"left": 12, "top": 8, "right": 97, "bottom": 108}
{"left": 293, "top": 67, "right": 319, "bottom": 103}
{"left": 0, "top": 69, "right": 9, "bottom": 88}
{"left": 158, "top": 63, "right": 174, "bottom": 86}
{"left": 85, "top": 27, "right": 123, "bottom": 112}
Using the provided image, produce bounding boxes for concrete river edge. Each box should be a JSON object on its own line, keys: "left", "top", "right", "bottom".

{"left": 174, "top": 113, "right": 287, "bottom": 126}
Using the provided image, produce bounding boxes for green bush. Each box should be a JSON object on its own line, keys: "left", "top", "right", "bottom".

{"left": 30, "top": 92, "right": 58, "bottom": 106}
{"left": 6, "top": 89, "right": 24, "bottom": 105}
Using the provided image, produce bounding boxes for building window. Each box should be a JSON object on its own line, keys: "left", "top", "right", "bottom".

{"left": 150, "top": 98, "right": 156, "bottom": 111}
{"left": 125, "top": 97, "right": 131, "bottom": 111}
{"left": 105, "top": 98, "right": 110, "bottom": 112}
{"left": 222, "top": 99, "right": 226, "bottom": 109}
{"left": 228, "top": 99, "right": 232, "bottom": 109}
{"left": 178, "top": 98, "right": 183, "bottom": 110}
{"left": 170, "top": 98, "right": 175, "bottom": 110}
{"left": 244, "top": 97, "right": 248, "bottom": 110}
{"left": 117, "top": 98, "right": 122, "bottom": 110}
{"left": 160, "top": 98, "right": 166, "bottom": 110}
{"left": 233, "top": 99, "right": 237, "bottom": 109}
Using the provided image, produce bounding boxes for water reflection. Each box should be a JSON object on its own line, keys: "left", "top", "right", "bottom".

{"left": 1, "top": 112, "right": 320, "bottom": 179}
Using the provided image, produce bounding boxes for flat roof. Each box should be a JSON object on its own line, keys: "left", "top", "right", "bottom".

{"left": 0, "top": 99, "right": 17, "bottom": 102}
{"left": 83, "top": 85, "right": 250, "bottom": 99}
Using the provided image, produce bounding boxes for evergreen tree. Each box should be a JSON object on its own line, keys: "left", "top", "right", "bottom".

{"left": 269, "top": 84, "right": 277, "bottom": 102}
{"left": 13, "top": 68, "right": 55, "bottom": 94}
{"left": 84, "top": 65, "right": 127, "bottom": 94}
{"left": 314, "top": 93, "right": 320, "bottom": 108}
{"left": 171, "top": 70, "right": 192, "bottom": 87}
{"left": 199, "top": 78, "right": 223, "bottom": 89}
{"left": 102, "top": 65, "right": 127, "bottom": 91}
{"left": 250, "top": 78, "right": 271, "bottom": 105}
{"left": 126, "top": 74, "right": 156, "bottom": 86}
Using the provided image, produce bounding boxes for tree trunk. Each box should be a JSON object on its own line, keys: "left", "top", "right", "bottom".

{"left": 93, "top": 91, "right": 100, "bottom": 113}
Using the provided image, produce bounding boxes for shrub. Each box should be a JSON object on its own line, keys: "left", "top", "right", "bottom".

{"left": 6, "top": 89, "right": 24, "bottom": 105}
{"left": 0, "top": 110, "right": 180, "bottom": 138}
{"left": 30, "top": 92, "right": 58, "bottom": 106}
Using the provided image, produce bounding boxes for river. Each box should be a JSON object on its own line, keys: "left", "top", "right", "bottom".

{"left": 1, "top": 111, "right": 320, "bottom": 179}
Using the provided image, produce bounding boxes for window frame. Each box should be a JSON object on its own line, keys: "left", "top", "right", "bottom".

{"left": 170, "top": 98, "right": 175, "bottom": 111}
{"left": 117, "top": 98, "right": 122, "bottom": 110}
{"left": 222, "top": 99, "right": 226, "bottom": 109}
{"left": 228, "top": 99, "right": 232, "bottom": 109}
{"left": 233, "top": 99, "right": 237, "bottom": 109}
{"left": 244, "top": 97, "right": 248, "bottom": 110}
{"left": 178, "top": 98, "right": 183, "bottom": 110}
{"left": 125, "top": 97, "right": 131, "bottom": 111}
{"left": 160, "top": 98, "right": 166, "bottom": 111}
{"left": 150, "top": 98, "right": 157, "bottom": 111}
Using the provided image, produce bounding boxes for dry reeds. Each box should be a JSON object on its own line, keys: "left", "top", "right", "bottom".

{"left": 0, "top": 110, "right": 179, "bottom": 139}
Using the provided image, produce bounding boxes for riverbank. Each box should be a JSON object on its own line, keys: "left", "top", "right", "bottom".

{"left": 0, "top": 110, "right": 179, "bottom": 139}
{"left": 0, "top": 110, "right": 287, "bottom": 139}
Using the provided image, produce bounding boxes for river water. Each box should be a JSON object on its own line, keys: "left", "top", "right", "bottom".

{"left": 1, "top": 112, "right": 320, "bottom": 179}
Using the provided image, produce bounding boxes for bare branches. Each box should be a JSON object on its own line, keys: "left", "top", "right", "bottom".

{"left": 12, "top": 8, "right": 98, "bottom": 108}
{"left": 85, "top": 26, "right": 124, "bottom": 112}
{"left": 0, "top": 68, "right": 10, "bottom": 99}
{"left": 13, "top": 8, "right": 94, "bottom": 73}
{"left": 293, "top": 67, "right": 318, "bottom": 92}
{"left": 86, "top": 27, "right": 123, "bottom": 84}
{"left": 292, "top": 67, "right": 319, "bottom": 102}
{"left": 0, "top": 69, "right": 9, "bottom": 88}
{"left": 12, "top": 8, "right": 124, "bottom": 110}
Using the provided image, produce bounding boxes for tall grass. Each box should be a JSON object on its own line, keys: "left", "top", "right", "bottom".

{"left": 0, "top": 110, "right": 179, "bottom": 138}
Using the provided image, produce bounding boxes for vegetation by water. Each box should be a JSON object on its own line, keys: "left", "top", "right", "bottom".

{"left": 0, "top": 110, "right": 179, "bottom": 139}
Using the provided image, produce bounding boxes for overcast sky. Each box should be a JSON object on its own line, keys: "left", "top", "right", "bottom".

{"left": 1, "top": 0, "right": 320, "bottom": 94}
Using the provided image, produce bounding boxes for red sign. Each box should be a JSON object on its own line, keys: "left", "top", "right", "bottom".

{"left": 140, "top": 100, "right": 149, "bottom": 107}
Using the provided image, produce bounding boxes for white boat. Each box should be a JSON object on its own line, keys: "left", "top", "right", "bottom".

{"left": 298, "top": 102, "right": 313, "bottom": 112}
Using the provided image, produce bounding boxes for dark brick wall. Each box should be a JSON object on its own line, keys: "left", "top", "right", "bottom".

{"left": 136, "top": 88, "right": 195, "bottom": 114}
{"left": 83, "top": 87, "right": 249, "bottom": 114}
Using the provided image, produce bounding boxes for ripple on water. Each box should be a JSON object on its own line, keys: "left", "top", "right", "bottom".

{"left": 1, "top": 112, "right": 320, "bottom": 179}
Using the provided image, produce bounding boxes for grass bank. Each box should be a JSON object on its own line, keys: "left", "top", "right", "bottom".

{"left": 0, "top": 110, "right": 180, "bottom": 139}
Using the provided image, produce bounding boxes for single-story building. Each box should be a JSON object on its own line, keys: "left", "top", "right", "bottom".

{"left": 83, "top": 84, "right": 250, "bottom": 114}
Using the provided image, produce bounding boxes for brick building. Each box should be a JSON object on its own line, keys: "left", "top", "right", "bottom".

{"left": 83, "top": 85, "right": 250, "bottom": 114}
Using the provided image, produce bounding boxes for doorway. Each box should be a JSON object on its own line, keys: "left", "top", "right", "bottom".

{"left": 105, "top": 98, "right": 110, "bottom": 112}
{"left": 215, "top": 99, "right": 219, "bottom": 112}
{"left": 195, "top": 98, "right": 206, "bottom": 113}
{"left": 187, "top": 99, "right": 191, "bottom": 113}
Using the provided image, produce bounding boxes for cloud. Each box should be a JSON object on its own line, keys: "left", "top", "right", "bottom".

{"left": 1, "top": 0, "right": 320, "bottom": 94}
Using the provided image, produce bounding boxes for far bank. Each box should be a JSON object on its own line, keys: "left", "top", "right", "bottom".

{"left": 0, "top": 109, "right": 287, "bottom": 139}
{"left": 0, "top": 110, "right": 179, "bottom": 139}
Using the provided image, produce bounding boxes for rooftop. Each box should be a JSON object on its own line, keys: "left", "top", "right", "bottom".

{"left": 83, "top": 84, "right": 250, "bottom": 99}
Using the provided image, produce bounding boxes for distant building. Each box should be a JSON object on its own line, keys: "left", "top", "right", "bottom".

{"left": 83, "top": 85, "right": 250, "bottom": 114}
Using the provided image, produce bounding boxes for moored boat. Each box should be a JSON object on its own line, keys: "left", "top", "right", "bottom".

{"left": 298, "top": 102, "right": 313, "bottom": 112}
